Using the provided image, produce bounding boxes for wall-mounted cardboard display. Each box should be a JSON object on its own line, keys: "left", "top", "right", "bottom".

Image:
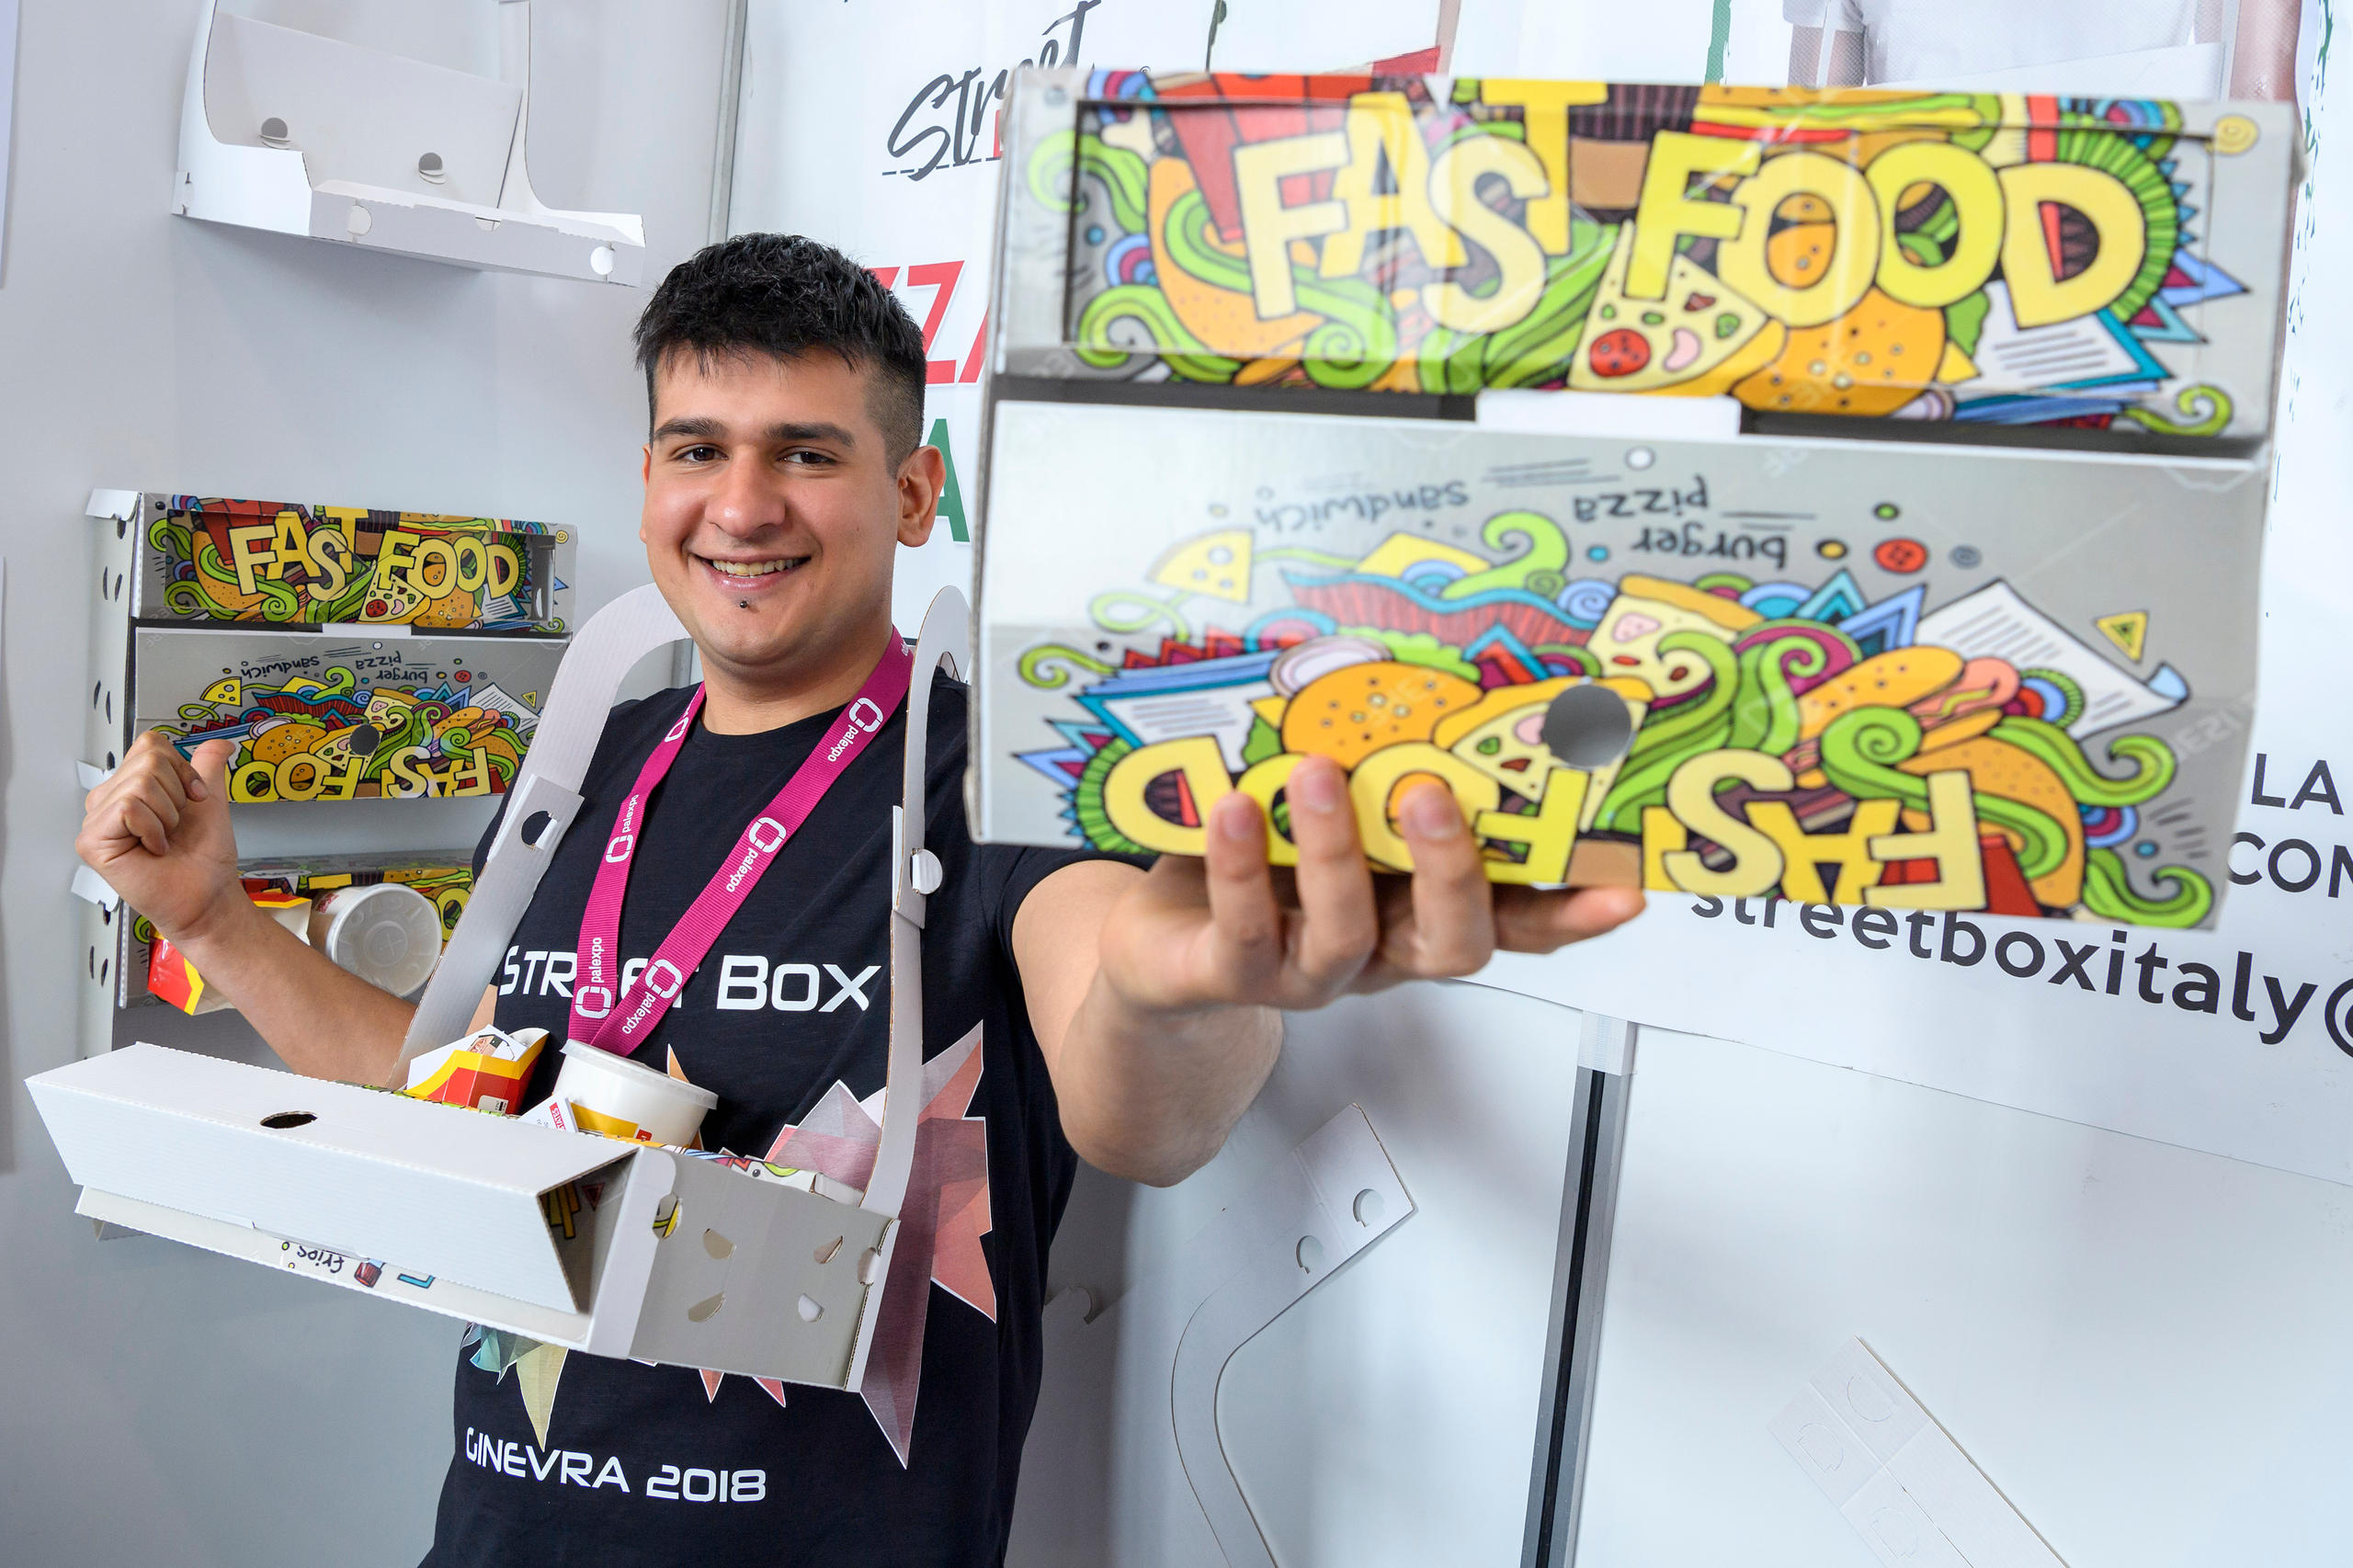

{"left": 76, "top": 494, "right": 567, "bottom": 1058}
{"left": 972, "top": 398, "right": 2264, "bottom": 928}
{"left": 175, "top": 0, "right": 645, "bottom": 283}
{"left": 991, "top": 71, "right": 2295, "bottom": 442}
{"left": 85, "top": 498, "right": 567, "bottom": 795}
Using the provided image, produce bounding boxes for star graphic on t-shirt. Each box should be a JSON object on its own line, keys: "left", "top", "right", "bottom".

{"left": 728, "top": 1019, "right": 994, "bottom": 1464}
{"left": 480, "top": 1026, "right": 994, "bottom": 1462}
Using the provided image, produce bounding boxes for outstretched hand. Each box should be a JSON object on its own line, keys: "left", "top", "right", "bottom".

{"left": 1095, "top": 753, "right": 1644, "bottom": 1014}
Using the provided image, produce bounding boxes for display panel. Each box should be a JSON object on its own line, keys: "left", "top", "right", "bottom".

{"left": 974, "top": 399, "right": 2261, "bottom": 927}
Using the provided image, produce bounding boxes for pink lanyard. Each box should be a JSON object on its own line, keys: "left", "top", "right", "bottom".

{"left": 567, "top": 637, "right": 915, "bottom": 1052}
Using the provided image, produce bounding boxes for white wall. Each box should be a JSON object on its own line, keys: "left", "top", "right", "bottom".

{"left": 0, "top": 4, "right": 724, "bottom": 1563}
{"left": 1574, "top": 1027, "right": 2353, "bottom": 1567}
{"left": 1018, "top": 992, "right": 2353, "bottom": 1568}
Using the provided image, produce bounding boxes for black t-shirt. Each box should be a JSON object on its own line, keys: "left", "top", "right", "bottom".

{"left": 423, "top": 676, "right": 1127, "bottom": 1567}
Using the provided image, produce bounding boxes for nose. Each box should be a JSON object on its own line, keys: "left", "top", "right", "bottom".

{"left": 705, "top": 448, "right": 788, "bottom": 540}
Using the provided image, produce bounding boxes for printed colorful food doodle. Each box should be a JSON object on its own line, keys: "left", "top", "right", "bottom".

{"left": 151, "top": 642, "right": 551, "bottom": 802}
{"left": 1002, "top": 496, "right": 2226, "bottom": 928}
{"left": 1012, "top": 74, "right": 2289, "bottom": 437}
{"left": 142, "top": 496, "right": 568, "bottom": 631}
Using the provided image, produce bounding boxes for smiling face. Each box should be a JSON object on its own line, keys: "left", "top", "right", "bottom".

{"left": 640, "top": 348, "right": 942, "bottom": 727}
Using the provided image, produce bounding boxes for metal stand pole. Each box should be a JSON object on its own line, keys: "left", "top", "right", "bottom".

{"left": 1521, "top": 1014, "right": 1638, "bottom": 1568}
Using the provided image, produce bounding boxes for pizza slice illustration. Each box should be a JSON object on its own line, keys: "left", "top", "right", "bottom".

{"left": 1569, "top": 222, "right": 1786, "bottom": 396}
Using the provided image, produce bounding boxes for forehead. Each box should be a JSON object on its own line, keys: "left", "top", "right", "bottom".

{"left": 651, "top": 347, "right": 885, "bottom": 439}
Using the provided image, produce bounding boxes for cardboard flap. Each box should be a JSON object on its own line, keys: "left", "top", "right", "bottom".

{"left": 29, "top": 1044, "right": 631, "bottom": 1312}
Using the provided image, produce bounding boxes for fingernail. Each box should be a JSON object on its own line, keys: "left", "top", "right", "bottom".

{"left": 187, "top": 777, "right": 208, "bottom": 802}
{"left": 1214, "top": 793, "right": 1258, "bottom": 842}
{"left": 1291, "top": 760, "right": 1343, "bottom": 813}
{"left": 1403, "top": 784, "right": 1462, "bottom": 838}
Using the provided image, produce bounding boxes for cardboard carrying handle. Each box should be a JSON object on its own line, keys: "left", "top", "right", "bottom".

{"left": 862, "top": 588, "right": 970, "bottom": 1221}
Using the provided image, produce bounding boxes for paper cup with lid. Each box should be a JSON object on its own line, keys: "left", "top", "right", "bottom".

{"left": 551, "top": 1041, "right": 718, "bottom": 1146}
{"left": 305, "top": 883, "right": 444, "bottom": 997}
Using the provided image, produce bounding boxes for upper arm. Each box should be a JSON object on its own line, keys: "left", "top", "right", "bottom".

{"left": 468, "top": 983, "right": 498, "bottom": 1033}
{"left": 1009, "top": 858, "right": 1145, "bottom": 1075}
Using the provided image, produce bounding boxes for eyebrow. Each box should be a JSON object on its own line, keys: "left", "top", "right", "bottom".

{"left": 649, "top": 416, "right": 859, "bottom": 448}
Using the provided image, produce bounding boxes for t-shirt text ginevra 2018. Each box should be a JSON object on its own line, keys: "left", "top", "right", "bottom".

{"left": 461, "top": 1428, "right": 766, "bottom": 1504}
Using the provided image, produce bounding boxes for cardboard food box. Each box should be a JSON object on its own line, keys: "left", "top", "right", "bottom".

{"left": 146, "top": 892, "right": 313, "bottom": 1014}
{"left": 121, "top": 628, "right": 562, "bottom": 803}
{"left": 403, "top": 1027, "right": 546, "bottom": 1115}
{"left": 990, "top": 72, "right": 2295, "bottom": 439}
{"left": 30, "top": 1045, "right": 894, "bottom": 1387}
{"left": 111, "top": 492, "right": 573, "bottom": 632}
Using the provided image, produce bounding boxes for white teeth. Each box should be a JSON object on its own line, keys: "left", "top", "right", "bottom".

{"left": 705, "top": 557, "right": 800, "bottom": 577}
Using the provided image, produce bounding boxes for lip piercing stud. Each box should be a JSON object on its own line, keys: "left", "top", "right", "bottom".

{"left": 738, "top": 599, "right": 750, "bottom": 608}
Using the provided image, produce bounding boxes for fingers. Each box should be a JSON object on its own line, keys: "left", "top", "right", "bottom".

{"left": 117, "top": 774, "right": 188, "bottom": 854}
{"left": 117, "top": 797, "right": 173, "bottom": 858}
{"left": 1282, "top": 757, "right": 1378, "bottom": 994}
{"left": 1392, "top": 781, "right": 1495, "bottom": 976}
{"left": 148, "top": 736, "right": 200, "bottom": 800}
{"left": 84, "top": 734, "right": 194, "bottom": 850}
{"left": 1197, "top": 792, "right": 1285, "bottom": 995}
{"left": 1493, "top": 884, "right": 1648, "bottom": 952}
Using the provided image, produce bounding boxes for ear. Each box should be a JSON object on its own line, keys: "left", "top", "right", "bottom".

{"left": 895, "top": 443, "right": 946, "bottom": 549}
{"left": 638, "top": 447, "right": 654, "bottom": 543}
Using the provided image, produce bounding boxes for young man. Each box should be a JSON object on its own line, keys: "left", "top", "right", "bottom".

{"left": 74, "top": 234, "right": 1643, "bottom": 1563}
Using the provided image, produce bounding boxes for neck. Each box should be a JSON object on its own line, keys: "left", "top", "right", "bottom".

{"left": 697, "top": 621, "right": 895, "bottom": 734}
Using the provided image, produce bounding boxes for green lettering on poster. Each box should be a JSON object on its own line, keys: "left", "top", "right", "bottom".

{"left": 929, "top": 416, "right": 968, "bottom": 542}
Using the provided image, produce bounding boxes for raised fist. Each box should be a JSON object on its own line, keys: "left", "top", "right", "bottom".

{"left": 75, "top": 732, "right": 246, "bottom": 943}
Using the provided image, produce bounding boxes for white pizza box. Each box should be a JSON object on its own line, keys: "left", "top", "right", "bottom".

{"left": 28, "top": 1043, "right": 893, "bottom": 1385}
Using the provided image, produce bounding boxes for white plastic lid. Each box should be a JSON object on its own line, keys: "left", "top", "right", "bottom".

{"left": 319, "top": 883, "right": 444, "bottom": 998}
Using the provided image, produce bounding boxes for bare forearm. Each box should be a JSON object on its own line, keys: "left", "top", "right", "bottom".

{"left": 171, "top": 901, "right": 416, "bottom": 1085}
{"left": 1051, "top": 976, "right": 1281, "bottom": 1187}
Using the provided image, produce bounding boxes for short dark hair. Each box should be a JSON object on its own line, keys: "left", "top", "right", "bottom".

{"left": 631, "top": 233, "right": 927, "bottom": 462}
